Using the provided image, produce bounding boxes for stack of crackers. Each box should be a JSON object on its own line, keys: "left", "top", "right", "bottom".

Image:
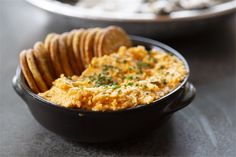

{"left": 19, "top": 26, "right": 131, "bottom": 93}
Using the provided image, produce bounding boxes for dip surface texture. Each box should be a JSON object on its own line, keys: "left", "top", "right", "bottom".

{"left": 39, "top": 46, "right": 187, "bottom": 111}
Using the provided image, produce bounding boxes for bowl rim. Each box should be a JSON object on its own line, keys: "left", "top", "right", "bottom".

{"left": 15, "top": 35, "right": 190, "bottom": 114}
{"left": 25, "top": 0, "right": 236, "bottom": 22}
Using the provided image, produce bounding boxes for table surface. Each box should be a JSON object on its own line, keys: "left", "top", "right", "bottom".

{"left": 0, "top": 0, "right": 236, "bottom": 156}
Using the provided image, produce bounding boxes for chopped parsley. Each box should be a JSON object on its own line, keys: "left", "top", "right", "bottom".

{"left": 118, "top": 89, "right": 122, "bottom": 94}
{"left": 95, "top": 74, "right": 116, "bottom": 87}
{"left": 162, "top": 79, "right": 167, "bottom": 85}
{"left": 136, "top": 61, "right": 152, "bottom": 73}
{"left": 123, "top": 60, "right": 127, "bottom": 64}
{"left": 102, "top": 65, "right": 114, "bottom": 71}
{"left": 149, "top": 57, "right": 158, "bottom": 63}
{"left": 88, "top": 75, "right": 96, "bottom": 81}
{"left": 88, "top": 73, "right": 117, "bottom": 87}
{"left": 148, "top": 50, "right": 152, "bottom": 54}
{"left": 126, "top": 82, "right": 134, "bottom": 86}
{"left": 142, "top": 84, "right": 148, "bottom": 89}
{"left": 137, "top": 61, "right": 152, "bottom": 69}
{"left": 159, "top": 65, "right": 165, "bottom": 69}
{"left": 111, "top": 84, "right": 120, "bottom": 90}
{"left": 128, "top": 67, "right": 134, "bottom": 71}
{"left": 126, "top": 75, "right": 133, "bottom": 80}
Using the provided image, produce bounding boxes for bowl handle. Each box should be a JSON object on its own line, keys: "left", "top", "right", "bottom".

{"left": 12, "top": 67, "right": 26, "bottom": 99}
{"left": 164, "top": 82, "right": 196, "bottom": 115}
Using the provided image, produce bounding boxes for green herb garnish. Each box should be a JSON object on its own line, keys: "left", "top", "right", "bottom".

{"left": 142, "top": 84, "right": 148, "bottom": 89}
{"left": 88, "top": 75, "right": 96, "bottom": 81}
{"left": 111, "top": 84, "right": 120, "bottom": 90}
{"left": 162, "top": 79, "right": 167, "bottom": 85}
{"left": 126, "top": 82, "right": 134, "bottom": 86}
{"left": 102, "top": 65, "right": 114, "bottom": 71}
{"left": 136, "top": 61, "right": 152, "bottom": 73}
{"left": 128, "top": 67, "right": 133, "bottom": 71}
{"left": 137, "top": 61, "right": 151, "bottom": 68}
{"left": 126, "top": 75, "right": 133, "bottom": 80}
{"left": 92, "top": 73, "right": 117, "bottom": 87}
{"left": 159, "top": 65, "right": 165, "bottom": 69}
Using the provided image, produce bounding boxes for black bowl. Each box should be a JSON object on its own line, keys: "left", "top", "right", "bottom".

{"left": 12, "top": 36, "right": 196, "bottom": 143}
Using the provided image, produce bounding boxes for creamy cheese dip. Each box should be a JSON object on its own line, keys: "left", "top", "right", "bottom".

{"left": 39, "top": 46, "right": 187, "bottom": 111}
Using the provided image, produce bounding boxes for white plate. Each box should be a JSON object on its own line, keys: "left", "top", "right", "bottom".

{"left": 26, "top": 0, "right": 236, "bottom": 22}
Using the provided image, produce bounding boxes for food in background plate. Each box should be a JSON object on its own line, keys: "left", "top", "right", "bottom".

{"left": 66, "top": 0, "right": 231, "bottom": 15}
{"left": 39, "top": 46, "right": 187, "bottom": 111}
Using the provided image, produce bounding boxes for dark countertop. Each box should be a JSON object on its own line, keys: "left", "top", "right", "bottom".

{"left": 0, "top": 0, "right": 235, "bottom": 156}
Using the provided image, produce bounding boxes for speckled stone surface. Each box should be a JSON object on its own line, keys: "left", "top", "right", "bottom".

{"left": 0, "top": 0, "right": 235, "bottom": 156}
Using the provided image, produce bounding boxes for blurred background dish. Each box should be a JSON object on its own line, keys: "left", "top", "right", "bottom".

{"left": 26, "top": 0, "right": 236, "bottom": 38}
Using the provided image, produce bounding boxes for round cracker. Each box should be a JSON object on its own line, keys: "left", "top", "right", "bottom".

{"left": 72, "top": 29, "right": 85, "bottom": 73}
{"left": 66, "top": 30, "right": 80, "bottom": 75}
{"left": 84, "top": 28, "right": 100, "bottom": 65}
{"left": 79, "top": 29, "right": 90, "bottom": 68}
{"left": 58, "top": 33, "right": 73, "bottom": 76}
{"left": 44, "top": 33, "right": 57, "bottom": 52}
{"left": 50, "top": 35, "right": 64, "bottom": 77}
{"left": 26, "top": 49, "right": 48, "bottom": 92}
{"left": 98, "top": 26, "right": 131, "bottom": 56}
{"left": 43, "top": 34, "right": 57, "bottom": 79}
{"left": 33, "top": 42, "right": 54, "bottom": 87}
{"left": 19, "top": 50, "right": 39, "bottom": 93}
{"left": 93, "top": 29, "right": 103, "bottom": 57}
